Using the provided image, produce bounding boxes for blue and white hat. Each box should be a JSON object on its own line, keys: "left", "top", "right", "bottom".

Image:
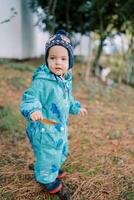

{"left": 45, "top": 29, "right": 74, "bottom": 69}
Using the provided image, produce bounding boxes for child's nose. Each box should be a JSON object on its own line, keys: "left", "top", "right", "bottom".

{"left": 56, "top": 58, "right": 62, "bottom": 65}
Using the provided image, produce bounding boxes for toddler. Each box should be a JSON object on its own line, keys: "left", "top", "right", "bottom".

{"left": 20, "top": 30, "right": 87, "bottom": 195}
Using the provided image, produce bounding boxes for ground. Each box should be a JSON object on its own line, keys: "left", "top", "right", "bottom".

{"left": 0, "top": 58, "right": 134, "bottom": 200}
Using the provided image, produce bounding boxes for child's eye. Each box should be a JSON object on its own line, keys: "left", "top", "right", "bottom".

{"left": 50, "top": 57, "right": 55, "bottom": 60}
{"left": 62, "top": 57, "right": 67, "bottom": 61}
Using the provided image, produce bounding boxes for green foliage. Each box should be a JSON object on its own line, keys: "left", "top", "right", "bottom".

{"left": 29, "top": 0, "right": 134, "bottom": 69}
{"left": 6, "top": 63, "right": 35, "bottom": 72}
{"left": 119, "top": 191, "right": 134, "bottom": 200}
{"left": 74, "top": 56, "right": 87, "bottom": 65}
{"left": 29, "top": 0, "right": 134, "bottom": 35}
{"left": 0, "top": 59, "right": 35, "bottom": 72}
{"left": 8, "top": 77, "right": 27, "bottom": 90}
{"left": 112, "top": 156, "right": 124, "bottom": 165}
{"left": 108, "top": 130, "right": 121, "bottom": 140}
{"left": 0, "top": 190, "right": 14, "bottom": 200}
{"left": 112, "top": 62, "right": 121, "bottom": 82}
{"left": 28, "top": 0, "right": 134, "bottom": 75}
{"left": 0, "top": 59, "right": 9, "bottom": 65}
{"left": 0, "top": 105, "right": 23, "bottom": 138}
{"left": 63, "top": 163, "right": 101, "bottom": 177}
{"left": 123, "top": 55, "right": 134, "bottom": 87}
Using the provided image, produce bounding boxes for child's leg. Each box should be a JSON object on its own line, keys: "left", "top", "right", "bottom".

{"left": 33, "top": 141, "right": 63, "bottom": 184}
{"left": 30, "top": 128, "right": 67, "bottom": 184}
{"left": 60, "top": 142, "right": 69, "bottom": 165}
{"left": 56, "top": 142, "right": 68, "bottom": 179}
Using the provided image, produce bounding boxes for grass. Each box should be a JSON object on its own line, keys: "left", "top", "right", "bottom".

{"left": 0, "top": 58, "right": 39, "bottom": 72}
{"left": 1, "top": 57, "right": 134, "bottom": 199}
{"left": 0, "top": 105, "right": 23, "bottom": 139}
{"left": 108, "top": 130, "right": 121, "bottom": 140}
{"left": 0, "top": 59, "right": 9, "bottom": 65}
{"left": 6, "top": 63, "right": 35, "bottom": 72}
{"left": 0, "top": 191, "right": 14, "bottom": 200}
{"left": 119, "top": 191, "right": 134, "bottom": 200}
{"left": 7, "top": 77, "right": 27, "bottom": 90}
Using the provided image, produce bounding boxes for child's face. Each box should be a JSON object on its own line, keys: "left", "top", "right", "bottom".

{"left": 47, "top": 45, "right": 69, "bottom": 77}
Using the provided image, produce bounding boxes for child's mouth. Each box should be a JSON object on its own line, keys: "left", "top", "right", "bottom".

{"left": 55, "top": 67, "right": 62, "bottom": 71}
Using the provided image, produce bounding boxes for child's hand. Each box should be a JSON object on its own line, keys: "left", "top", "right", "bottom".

{"left": 30, "top": 110, "right": 43, "bottom": 121}
{"left": 79, "top": 107, "right": 88, "bottom": 117}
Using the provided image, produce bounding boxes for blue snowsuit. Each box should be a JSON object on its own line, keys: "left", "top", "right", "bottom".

{"left": 20, "top": 64, "right": 81, "bottom": 184}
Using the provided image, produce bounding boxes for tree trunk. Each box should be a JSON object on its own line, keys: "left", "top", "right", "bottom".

{"left": 118, "top": 35, "right": 127, "bottom": 83}
{"left": 91, "top": 36, "right": 105, "bottom": 75}
{"left": 66, "top": 0, "right": 70, "bottom": 31}
{"left": 128, "top": 33, "right": 134, "bottom": 56}
{"left": 85, "top": 33, "right": 93, "bottom": 84}
{"left": 48, "top": 0, "right": 57, "bottom": 34}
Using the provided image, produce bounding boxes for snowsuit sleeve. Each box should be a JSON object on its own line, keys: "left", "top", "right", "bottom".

{"left": 20, "top": 79, "right": 43, "bottom": 121}
{"left": 69, "top": 80, "right": 81, "bottom": 115}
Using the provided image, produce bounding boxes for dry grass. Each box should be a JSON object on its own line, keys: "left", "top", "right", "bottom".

{"left": 0, "top": 60, "right": 134, "bottom": 200}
